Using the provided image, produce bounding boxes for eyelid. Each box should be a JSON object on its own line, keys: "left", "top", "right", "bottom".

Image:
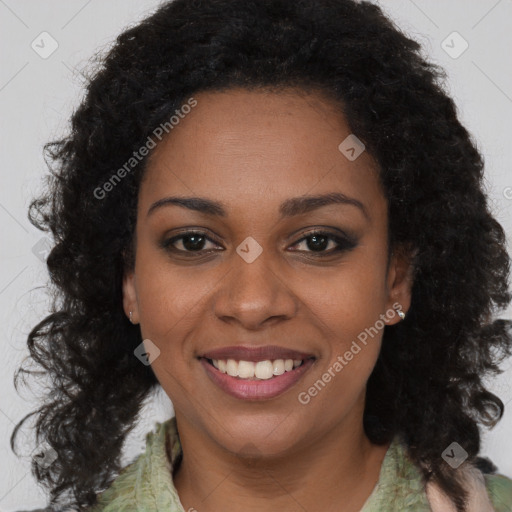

{"left": 161, "top": 229, "right": 223, "bottom": 252}
{"left": 161, "top": 227, "right": 357, "bottom": 256}
{"left": 287, "top": 225, "right": 357, "bottom": 244}
{"left": 288, "top": 229, "right": 357, "bottom": 252}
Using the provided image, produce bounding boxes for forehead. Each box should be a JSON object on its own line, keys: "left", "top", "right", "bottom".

{"left": 139, "top": 87, "right": 385, "bottom": 220}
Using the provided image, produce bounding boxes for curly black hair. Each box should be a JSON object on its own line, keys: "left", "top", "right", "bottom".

{"left": 11, "top": 0, "right": 512, "bottom": 510}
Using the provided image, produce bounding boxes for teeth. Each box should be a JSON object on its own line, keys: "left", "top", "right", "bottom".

{"left": 238, "top": 360, "right": 255, "bottom": 379}
{"left": 226, "top": 359, "right": 239, "bottom": 377}
{"left": 273, "top": 359, "right": 285, "bottom": 375}
{"left": 210, "top": 358, "right": 304, "bottom": 379}
{"left": 255, "top": 360, "right": 274, "bottom": 379}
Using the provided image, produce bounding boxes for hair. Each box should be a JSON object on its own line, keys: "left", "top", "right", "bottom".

{"left": 11, "top": 0, "right": 512, "bottom": 510}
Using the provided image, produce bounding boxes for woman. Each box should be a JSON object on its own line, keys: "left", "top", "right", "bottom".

{"left": 11, "top": 0, "right": 512, "bottom": 511}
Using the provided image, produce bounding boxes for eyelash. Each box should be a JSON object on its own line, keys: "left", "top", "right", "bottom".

{"left": 161, "top": 229, "right": 357, "bottom": 258}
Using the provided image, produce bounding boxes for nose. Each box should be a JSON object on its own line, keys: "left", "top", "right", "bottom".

{"left": 213, "top": 249, "right": 298, "bottom": 330}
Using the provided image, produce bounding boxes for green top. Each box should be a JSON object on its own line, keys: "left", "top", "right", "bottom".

{"left": 88, "top": 417, "right": 512, "bottom": 511}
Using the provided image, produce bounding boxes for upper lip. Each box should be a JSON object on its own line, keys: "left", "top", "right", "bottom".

{"left": 200, "top": 345, "right": 315, "bottom": 362}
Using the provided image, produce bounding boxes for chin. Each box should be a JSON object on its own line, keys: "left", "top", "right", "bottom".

{"left": 210, "top": 412, "right": 307, "bottom": 458}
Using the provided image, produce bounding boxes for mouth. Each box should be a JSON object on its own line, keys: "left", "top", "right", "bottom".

{"left": 202, "top": 357, "right": 308, "bottom": 380}
{"left": 198, "top": 345, "right": 316, "bottom": 400}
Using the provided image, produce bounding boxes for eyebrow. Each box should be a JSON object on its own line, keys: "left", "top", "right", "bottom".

{"left": 147, "top": 192, "right": 369, "bottom": 220}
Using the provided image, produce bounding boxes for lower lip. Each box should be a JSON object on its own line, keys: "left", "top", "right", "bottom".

{"left": 200, "top": 358, "right": 315, "bottom": 400}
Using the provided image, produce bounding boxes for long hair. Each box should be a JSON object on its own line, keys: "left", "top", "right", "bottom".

{"left": 11, "top": 1, "right": 512, "bottom": 510}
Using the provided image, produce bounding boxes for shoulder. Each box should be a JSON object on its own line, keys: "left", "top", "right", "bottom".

{"left": 86, "top": 455, "right": 146, "bottom": 511}
{"left": 390, "top": 436, "right": 512, "bottom": 512}
{"left": 87, "top": 418, "right": 180, "bottom": 512}
{"left": 484, "top": 472, "right": 512, "bottom": 512}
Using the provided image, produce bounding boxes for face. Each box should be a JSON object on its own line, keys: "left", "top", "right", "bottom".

{"left": 123, "top": 87, "right": 412, "bottom": 457}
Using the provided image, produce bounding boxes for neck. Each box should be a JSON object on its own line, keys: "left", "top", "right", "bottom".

{"left": 172, "top": 404, "right": 390, "bottom": 512}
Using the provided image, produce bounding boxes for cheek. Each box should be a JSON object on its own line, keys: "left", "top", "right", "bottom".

{"left": 302, "top": 245, "right": 388, "bottom": 383}
{"left": 132, "top": 273, "right": 200, "bottom": 389}
{"left": 304, "top": 253, "right": 389, "bottom": 338}
{"left": 135, "top": 261, "right": 200, "bottom": 404}
{"left": 305, "top": 288, "right": 384, "bottom": 411}
{"left": 134, "top": 247, "right": 212, "bottom": 338}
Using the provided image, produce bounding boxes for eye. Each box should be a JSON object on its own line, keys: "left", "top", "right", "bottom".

{"left": 161, "top": 231, "right": 222, "bottom": 254}
{"left": 288, "top": 230, "right": 357, "bottom": 255}
{"left": 161, "top": 228, "right": 357, "bottom": 258}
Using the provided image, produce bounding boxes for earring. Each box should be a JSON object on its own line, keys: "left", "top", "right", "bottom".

{"left": 397, "top": 309, "right": 406, "bottom": 321}
{"left": 129, "top": 310, "right": 133, "bottom": 324}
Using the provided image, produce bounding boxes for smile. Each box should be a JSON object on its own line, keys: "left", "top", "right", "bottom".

{"left": 198, "top": 345, "right": 317, "bottom": 400}
{"left": 208, "top": 357, "right": 303, "bottom": 379}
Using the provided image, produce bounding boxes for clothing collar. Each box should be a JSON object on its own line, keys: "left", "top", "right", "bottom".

{"left": 91, "top": 417, "right": 435, "bottom": 511}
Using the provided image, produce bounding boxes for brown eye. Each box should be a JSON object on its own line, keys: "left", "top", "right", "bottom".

{"left": 303, "top": 233, "right": 330, "bottom": 252}
{"left": 162, "top": 231, "right": 221, "bottom": 254}
{"left": 289, "top": 230, "right": 357, "bottom": 255}
{"left": 177, "top": 234, "right": 207, "bottom": 251}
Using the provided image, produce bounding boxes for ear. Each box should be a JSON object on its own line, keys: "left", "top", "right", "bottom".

{"left": 122, "top": 270, "right": 139, "bottom": 324}
{"left": 384, "top": 243, "right": 416, "bottom": 326}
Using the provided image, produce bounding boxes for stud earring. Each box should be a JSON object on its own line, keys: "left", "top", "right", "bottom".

{"left": 397, "top": 309, "right": 406, "bottom": 321}
{"left": 129, "top": 310, "right": 133, "bottom": 324}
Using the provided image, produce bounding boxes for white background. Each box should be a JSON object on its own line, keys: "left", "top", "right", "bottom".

{"left": 1, "top": 1, "right": 511, "bottom": 510}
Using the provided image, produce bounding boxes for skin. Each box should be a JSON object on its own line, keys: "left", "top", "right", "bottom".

{"left": 123, "top": 87, "right": 414, "bottom": 512}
